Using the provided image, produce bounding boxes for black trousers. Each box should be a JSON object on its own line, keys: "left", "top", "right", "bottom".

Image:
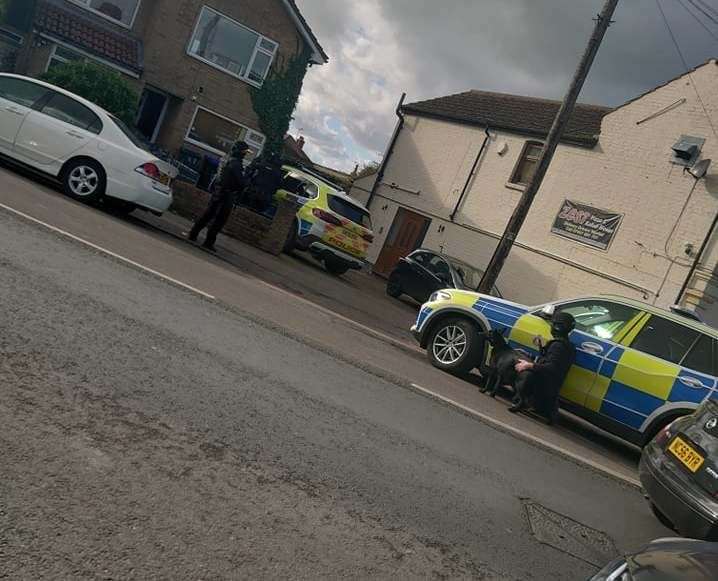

{"left": 514, "top": 369, "right": 560, "bottom": 418}
{"left": 190, "top": 193, "right": 233, "bottom": 247}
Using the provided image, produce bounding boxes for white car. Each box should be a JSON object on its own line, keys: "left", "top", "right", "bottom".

{"left": 0, "top": 73, "right": 174, "bottom": 214}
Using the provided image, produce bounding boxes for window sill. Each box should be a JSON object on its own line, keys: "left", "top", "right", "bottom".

{"left": 504, "top": 182, "right": 526, "bottom": 192}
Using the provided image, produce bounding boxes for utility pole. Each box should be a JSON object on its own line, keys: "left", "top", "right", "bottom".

{"left": 477, "top": 0, "right": 619, "bottom": 293}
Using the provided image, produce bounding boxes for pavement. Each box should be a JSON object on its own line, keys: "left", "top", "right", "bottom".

{"left": 0, "top": 165, "right": 671, "bottom": 578}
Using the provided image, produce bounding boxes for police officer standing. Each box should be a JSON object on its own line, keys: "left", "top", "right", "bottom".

{"left": 509, "top": 311, "right": 576, "bottom": 424}
{"left": 188, "top": 141, "right": 250, "bottom": 252}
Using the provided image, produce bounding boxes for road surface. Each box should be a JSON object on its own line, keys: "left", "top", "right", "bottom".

{"left": 0, "top": 168, "right": 671, "bottom": 580}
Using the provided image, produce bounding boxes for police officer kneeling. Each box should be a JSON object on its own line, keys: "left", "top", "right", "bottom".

{"left": 509, "top": 312, "right": 576, "bottom": 424}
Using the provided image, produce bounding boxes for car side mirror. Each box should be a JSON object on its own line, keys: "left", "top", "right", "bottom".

{"left": 539, "top": 304, "right": 555, "bottom": 320}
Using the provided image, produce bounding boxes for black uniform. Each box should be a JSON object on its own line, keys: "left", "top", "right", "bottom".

{"left": 189, "top": 158, "right": 247, "bottom": 249}
{"left": 512, "top": 337, "right": 575, "bottom": 421}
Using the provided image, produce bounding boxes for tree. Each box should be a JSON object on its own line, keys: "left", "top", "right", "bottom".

{"left": 41, "top": 61, "right": 138, "bottom": 126}
{"left": 354, "top": 161, "right": 380, "bottom": 180}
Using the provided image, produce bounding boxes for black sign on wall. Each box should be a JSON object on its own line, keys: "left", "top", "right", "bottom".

{"left": 551, "top": 200, "right": 623, "bottom": 251}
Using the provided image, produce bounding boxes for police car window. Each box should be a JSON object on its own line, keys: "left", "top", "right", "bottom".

{"left": 556, "top": 300, "right": 640, "bottom": 341}
{"left": 631, "top": 316, "right": 699, "bottom": 365}
{"left": 681, "top": 334, "right": 715, "bottom": 376}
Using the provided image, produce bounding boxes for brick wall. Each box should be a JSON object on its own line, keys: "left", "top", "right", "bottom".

{"left": 172, "top": 182, "right": 297, "bottom": 255}
{"left": 369, "top": 60, "right": 718, "bottom": 323}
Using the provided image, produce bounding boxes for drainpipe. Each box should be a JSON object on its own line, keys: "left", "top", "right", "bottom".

{"left": 675, "top": 211, "right": 718, "bottom": 305}
{"left": 366, "top": 93, "right": 406, "bottom": 208}
{"left": 450, "top": 126, "right": 490, "bottom": 222}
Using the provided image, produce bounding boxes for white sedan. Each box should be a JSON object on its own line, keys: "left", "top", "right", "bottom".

{"left": 0, "top": 73, "right": 174, "bottom": 214}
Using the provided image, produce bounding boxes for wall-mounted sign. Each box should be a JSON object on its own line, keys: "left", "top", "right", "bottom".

{"left": 551, "top": 200, "right": 623, "bottom": 251}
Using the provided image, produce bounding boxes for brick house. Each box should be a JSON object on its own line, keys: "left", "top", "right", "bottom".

{"left": 362, "top": 60, "right": 718, "bottom": 325}
{"left": 1, "top": 0, "right": 327, "bottom": 186}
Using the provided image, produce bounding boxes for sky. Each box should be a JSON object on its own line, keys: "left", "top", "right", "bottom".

{"left": 290, "top": 0, "right": 718, "bottom": 172}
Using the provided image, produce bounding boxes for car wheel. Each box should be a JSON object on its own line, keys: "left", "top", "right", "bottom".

{"left": 325, "top": 256, "right": 350, "bottom": 276}
{"left": 650, "top": 502, "right": 676, "bottom": 531}
{"left": 426, "top": 317, "right": 484, "bottom": 375}
{"left": 284, "top": 219, "right": 298, "bottom": 253}
{"left": 62, "top": 159, "right": 105, "bottom": 202}
{"left": 386, "top": 275, "right": 402, "bottom": 298}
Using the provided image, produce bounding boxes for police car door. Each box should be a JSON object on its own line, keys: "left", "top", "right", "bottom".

{"left": 600, "top": 315, "right": 718, "bottom": 434}
{"left": 554, "top": 299, "right": 643, "bottom": 410}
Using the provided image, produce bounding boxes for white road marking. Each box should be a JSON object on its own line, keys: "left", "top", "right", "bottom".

{"left": 410, "top": 382, "right": 642, "bottom": 489}
{"left": 0, "top": 202, "right": 216, "bottom": 301}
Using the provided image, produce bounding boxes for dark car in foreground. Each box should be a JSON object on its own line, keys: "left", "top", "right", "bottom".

{"left": 386, "top": 249, "right": 499, "bottom": 303}
{"left": 590, "top": 538, "right": 718, "bottom": 580}
{"left": 640, "top": 399, "right": 718, "bottom": 540}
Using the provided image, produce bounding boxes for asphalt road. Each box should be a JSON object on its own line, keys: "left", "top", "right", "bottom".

{"left": 0, "top": 181, "right": 670, "bottom": 579}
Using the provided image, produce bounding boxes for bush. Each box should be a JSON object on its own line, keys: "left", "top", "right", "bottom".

{"left": 41, "top": 61, "right": 138, "bottom": 125}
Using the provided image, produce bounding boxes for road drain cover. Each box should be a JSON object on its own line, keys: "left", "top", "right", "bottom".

{"left": 523, "top": 500, "right": 617, "bottom": 566}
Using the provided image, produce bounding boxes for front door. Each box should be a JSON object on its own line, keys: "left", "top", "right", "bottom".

{"left": 373, "top": 208, "right": 431, "bottom": 277}
{"left": 14, "top": 92, "right": 100, "bottom": 165}
{"left": 136, "top": 88, "right": 168, "bottom": 143}
{"left": 0, "top": 76, "right": 50, "bottom": 152}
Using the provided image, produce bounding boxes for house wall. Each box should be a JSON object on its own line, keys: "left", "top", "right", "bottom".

{"left": 348, "top": 173, "right": 377, "bottom": 206}
{"left": 370, "top": 61, "right": 718, "bottom": 324}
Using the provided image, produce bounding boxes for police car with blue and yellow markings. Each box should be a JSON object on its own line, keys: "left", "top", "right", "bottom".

{"left": 411, "top": 290, "right": 718, "bottom": 446}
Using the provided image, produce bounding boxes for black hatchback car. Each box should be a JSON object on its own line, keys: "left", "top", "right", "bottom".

{"left": 386, "top": 249, "right": 499, "bottom": 304}
{"left": 640, "top": 398, "right": 718, "bottom": 540}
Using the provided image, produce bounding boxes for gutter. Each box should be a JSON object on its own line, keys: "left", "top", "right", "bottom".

{"left": 450, "top": 126, "right": 490, "bottom": 222}
{"left": 367, "top": 93, "right": 406, "bottom": 208}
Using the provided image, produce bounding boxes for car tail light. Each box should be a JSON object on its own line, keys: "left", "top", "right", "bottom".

{"left": 362, "top": 232, "right": 374, "bottom": 243}
{"left": 137, "top": 162, "right": 162, "bottom": 182}
{"left": 312, "top": 208, "right": 342, "bottom": 226}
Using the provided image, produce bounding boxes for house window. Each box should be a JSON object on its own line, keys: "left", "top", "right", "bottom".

{"left": 185, "top": 106, "right": 266, "bottom": 162}
{"left": 188, "top": 6, "right": 279, "bottom": 87}
{"left": 510, "top": 141, "right": 544, "bottom": 187}
{"left": 46, "top": 45, "right": 85, "bottom": 72}
{"left": 70, "top": 0, "right": 141, "bottom": 28}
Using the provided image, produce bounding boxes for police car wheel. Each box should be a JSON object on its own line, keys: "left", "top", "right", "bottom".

{"left": 325, "top": 257, "right": 349, "bottom": 276}
{"left": 427, "top": 317, "right": 483, "bottom": 375}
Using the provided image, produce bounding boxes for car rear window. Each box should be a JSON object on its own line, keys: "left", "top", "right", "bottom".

{"left": 328, "top": 195, "right": 372, "bottom": 229}
{"left": 111, "top": 115, "right": 149, "bottom": 150}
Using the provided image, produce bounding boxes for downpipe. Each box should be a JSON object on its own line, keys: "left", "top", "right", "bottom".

{"left": 450, "top": 126, "right": 491, "bottom": 222}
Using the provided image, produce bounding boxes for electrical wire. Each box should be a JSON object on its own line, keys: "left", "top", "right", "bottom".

{"left": 679, "top": 0, "right": 718, "bottom": 42}
{"left": 655, "top": 0, "right": 718, "bottom": 141}
{"left": 686, "top": 0, "right": 718, "bottom": 26}
{"left": 693, "top": 0, "right": 718, "bottom": 21}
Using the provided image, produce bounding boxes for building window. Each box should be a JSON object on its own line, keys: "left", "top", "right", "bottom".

{"left": 188, "top": 6, "right": 279, "bottom": 87}
{"left": 509, "top": 141, "right": 544, "bottom": 187}
{"left": 46, "top": 45, "right": 85, "bottom": 72}
{"left": 185, "top": 106, "right": 266, "bottom": 162}
{"left": 70, "top": 0, "right": 141, "bottom": 28}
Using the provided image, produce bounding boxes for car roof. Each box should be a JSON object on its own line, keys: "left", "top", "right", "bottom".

{"left": 282, "top": 165, "right": 370, "bottom": 211}
{"left": 572, "top": 294, "right": 718, "bottom": 336}
{"left": 0, "top": 73, "right": 111, "bottom": 119}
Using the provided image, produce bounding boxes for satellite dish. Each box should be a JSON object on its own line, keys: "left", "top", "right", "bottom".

{"left": 689, "top": 158, "right": 711, "bottom": 180}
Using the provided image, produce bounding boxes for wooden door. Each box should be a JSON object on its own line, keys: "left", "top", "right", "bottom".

{"left": 373, "top": 208, "right": 431, "bottom": 277}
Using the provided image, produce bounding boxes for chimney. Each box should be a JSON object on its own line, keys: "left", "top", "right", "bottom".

{"left": 297, "top": 136, "right": 305, "bottom": 150}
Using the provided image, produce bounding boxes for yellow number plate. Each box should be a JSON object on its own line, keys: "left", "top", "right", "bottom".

{"left": 668, "top": 436, "right": 705, "bottom": 473}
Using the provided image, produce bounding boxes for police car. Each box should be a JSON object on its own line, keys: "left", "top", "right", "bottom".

{"left": 411, "top": 292, "right": 718, "bottom": 446}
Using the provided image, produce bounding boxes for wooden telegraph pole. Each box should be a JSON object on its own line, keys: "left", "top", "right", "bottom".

{"left": 477, "top": 0, "right": 620, "bottom": 293}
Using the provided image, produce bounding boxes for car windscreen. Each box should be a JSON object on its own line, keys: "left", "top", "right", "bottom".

{"left": 448, "top": 259, "right": 482, "bottom": 289}
{"left": 110, "top": 116, "right": 149, "bottom": 150}
{"left": 328, "top": 195, "right": 372, "bottom": 229}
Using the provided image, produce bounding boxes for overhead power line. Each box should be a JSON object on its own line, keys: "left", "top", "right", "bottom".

{"left": 677, "top": 0, "right": 718, "bottom": 43}
{"left": 694, "top": 0, "right": 718, "bottom": 21}
{"left": 655, "top": 0, "right": 718, "bottom": 141}
{"left": 685, "top": 0, "right": 718, "bottom": 27}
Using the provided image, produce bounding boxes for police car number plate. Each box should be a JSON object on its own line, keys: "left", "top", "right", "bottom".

{"left": 668, "top": 436, "right": 705, "bottom": 473}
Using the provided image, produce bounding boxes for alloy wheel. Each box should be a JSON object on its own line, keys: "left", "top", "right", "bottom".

{"left": 432, "top": 325, "right": 468, "bottom": 365}
{"left": 68, "top": 165, "right": 100, "bottom": 197}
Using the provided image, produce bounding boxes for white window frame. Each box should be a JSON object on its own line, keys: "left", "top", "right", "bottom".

{"left": 186, "top": 5, "right": 279, "bottom": 88}
{"left": 68, "top": 0, "right": 142, "bottom": 29}
{"left": 184, "top": 105, "right": 266, "bottom": 158}
{"left": 42, "top": 39, "right": 140, "bottom": 78}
